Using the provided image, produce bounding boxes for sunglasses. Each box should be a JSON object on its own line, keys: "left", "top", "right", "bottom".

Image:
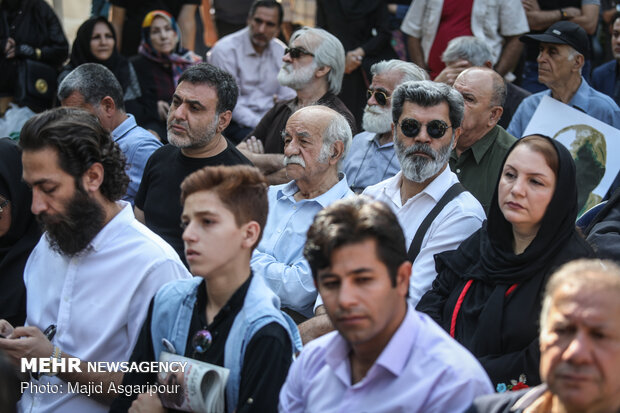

{"left": 191, "top": 329, "right": 213, "bottom": 356}
{"left": 366, "top": 89, "right": 391, "bottom": 106}
{"left": 284, "top": 47, "right": 314, "bottom": 59}
{"left": 398, "top": 118, "right": 452, "bottom": 139}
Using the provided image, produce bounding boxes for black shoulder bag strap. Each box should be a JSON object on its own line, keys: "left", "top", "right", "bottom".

{"left": 407, "top": 182, "right": 466, "bottom": 262}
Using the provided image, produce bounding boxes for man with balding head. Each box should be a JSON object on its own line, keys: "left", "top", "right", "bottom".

{"left": 251, "top": 105, "right": 353, "bottom": 321}
{"left": 467, "top": 258, "right": 620, "bottom": 413}
{"left": 452, "top": 67, "right": 517, "bottom": 213}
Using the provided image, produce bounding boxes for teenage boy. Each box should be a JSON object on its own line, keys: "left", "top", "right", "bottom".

{"left": 110, "top": 165, "right": 302, "bottom": 413}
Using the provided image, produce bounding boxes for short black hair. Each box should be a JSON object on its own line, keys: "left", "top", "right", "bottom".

{"left": 19, "top": 107, "right": 129, "bottom": 202}
{"left": 611, "top": 12, "right": 620, "bottom": 31}
{"left": 58, "top": 63, "right": 125, "bottom": 112}
{"left": 304, "top": 196, "right": 408, "bottom": 286}
{"left": 248, "top": 0, "right": 283, "bottom": 25}
{"left": 177, "top": 63, "right": 239, "bottom": 114}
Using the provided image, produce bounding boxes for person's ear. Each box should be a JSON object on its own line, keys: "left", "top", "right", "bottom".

{"left": 216, "top": 110, "right": 232, "bottom": 133}
{"left": 573, "top": 53, "right": 585, "bottom": 72}
{"left": 452, "top": 127, "right": 462, "bottom": 149}
{"left": 241, "top": 220, "right": 261, "bottom": 249}
{"left": 328, "top": 140, "right": 344, "bottom": 165}
{"left": 395, "top": 261, "right": 411, "bottom": 297}
{"left": 82, "top": 162, "right": 104, "bottom": 193}
{"left": 488, "top": 106, "right": 503, "bottom": 126}
{"left": 315, "top": 65, "right": 331, "bottom": 79}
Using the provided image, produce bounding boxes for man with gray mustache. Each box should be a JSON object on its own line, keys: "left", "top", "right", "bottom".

{"left": 363, "top": 80, "right": 485, "bottom": 306}
{"left": 342, "top": 60, "right": 428, "bottom": 194}
{"left": 251, "top": 105, "right": 353, "bottom": 322}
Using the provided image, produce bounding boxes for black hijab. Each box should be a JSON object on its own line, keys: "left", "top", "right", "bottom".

{"left": 438, "top": 136, "right": 583, "bottom": 285}
{"left": 69, "top": 17, "right": 132, "bottom": 92}
{"left": 0, "top": 138, "right": 41, "bottom": 327}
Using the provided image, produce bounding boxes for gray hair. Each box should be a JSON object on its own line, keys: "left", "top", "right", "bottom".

{"left": 58, "top": 63, "right": 125, "bottom": 111}
{"left": 178, "top": 63, "right": 239, "bottom": 114}
{"left": 441, "top": 36, "right": 493, "bottom": 67}
{"left": 371, "top": 59, "right": 429, "bottom": 84}
{"left": 392, "top": 80, "right": 464, "bottom": 130}
{"left": 320, "top": 108, "right": 352, "bottom": 163}
{"left": 540, "top": 259, "right": 620, "bottom": 334}
{"left": 291, "top": 27, "right": 345, "bottom": 95}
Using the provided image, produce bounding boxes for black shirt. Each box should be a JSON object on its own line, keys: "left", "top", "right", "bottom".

{"left": 135, "top": 142, "right": 252, "bottom": 263}
{"left": 109, "top": 275, "right": 292, "bottom": 413}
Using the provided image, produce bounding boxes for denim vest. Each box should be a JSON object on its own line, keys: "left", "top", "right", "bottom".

{"left": 151, "top": 275, "right": 302, "bottom": 413}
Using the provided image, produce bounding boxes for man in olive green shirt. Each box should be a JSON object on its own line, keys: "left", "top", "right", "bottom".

{"left": 450, "top": 67, "right": 516, "bottom": 213}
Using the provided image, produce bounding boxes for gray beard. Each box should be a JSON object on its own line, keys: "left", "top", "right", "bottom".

{"left": 362, "top": 106, "right": 392, "bottom": 134}
{"left": 395, "top": 136, "right": 453, "bottom": 182}
{"left": 277, "top": 61, "right": 317, "bottom": 90}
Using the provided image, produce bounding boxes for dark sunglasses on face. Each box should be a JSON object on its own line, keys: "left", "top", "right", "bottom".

{"left": 284, "top": 47, "right": 314, "bottom": 59}
{"left": 366, "top": 89, "right": 390, "bottom": 106}
{"left": 398, "top": 118, "right": 452, "bottom": 139}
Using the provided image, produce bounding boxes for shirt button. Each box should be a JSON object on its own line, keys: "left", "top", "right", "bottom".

{"left": 456, "top": 168, "right": 461, "bottom": 174}
{"left": 277, "top": 229, "right": 282, "bottom": 233}
{"left": 292, "top": 206, "right": 297, "bottom": 210}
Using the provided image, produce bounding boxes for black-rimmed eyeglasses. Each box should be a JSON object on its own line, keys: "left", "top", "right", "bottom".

{"left": 398, "top": 118, "right": 452, "bottom": 139}
{"left": 284, "top": 47, "right": 314, "bottom": 59}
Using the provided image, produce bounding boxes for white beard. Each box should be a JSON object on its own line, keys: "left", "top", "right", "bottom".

{"left": 362, "top": 105, "right": 392, "bottom": 134}
{"left": 277, "top": 61, "right": 318, "bottom": 90}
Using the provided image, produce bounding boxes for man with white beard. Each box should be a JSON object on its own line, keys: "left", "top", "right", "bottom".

{"left": 238, "top": 27, "right": 356, "bottom": 184}
{"left": 363, "top": 80, "right": 485, "bottom": 306}
{"left": 342, "top": 60, "right": 428, "bottom": 193}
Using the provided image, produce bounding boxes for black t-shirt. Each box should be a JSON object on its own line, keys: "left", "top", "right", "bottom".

{"left": 134, "top": 141, "right": 252, "bottom": 262}
{"left": 109, "top": 275, "right": 293, "bottom": 413}
{"left": 110, "top": 0, "right": 201, "bottom": 56}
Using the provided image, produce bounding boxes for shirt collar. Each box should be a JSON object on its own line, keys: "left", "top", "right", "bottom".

{"left": 277, "top": 173, "right": 352, "bottom": 207}
{"left": 241, "top": 26, "right": 270, "bottom": 57}
{"left": 416, "top": 166, "right": 454, "bottom": 203}
{"left": 89, "top": 201, "right": 133, "bottom": 252}
{"left": 111, "top": 114, "right": 137, "bottom": 142}
{"left": 451, "top": 126, "right": 499, "bottom": 165}
{"left": 567, "top": 76, "right": 590, "bottom": 113}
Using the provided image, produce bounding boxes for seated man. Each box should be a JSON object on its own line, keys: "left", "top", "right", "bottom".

{"left": 280, "top": 197, "right": 493, "bottom": 412}
{"left": 342, "top": 59, "right": 428, "bottom": 193}
{"left": 58, "top": 63, "right": 162, "bottom": 206}
{"left": 467, "top": 259, "right": 620, "bottom": 413}
{"left": 207, "top": 0, "right": 296, "bottom": 143}
{"left": 238, "top": 27, "right": 355, "bottom": 184}
{"left": 508, "top": 21, "right": 620, "bottom": 138}
{"left": 251, "top": 105, "right": 353, "bottom": 321}
{"left": 0, "top": 107, "right": 190, "bottom": 413}
{"left": 109, "top": 165, "right": 302, "bottom": 412}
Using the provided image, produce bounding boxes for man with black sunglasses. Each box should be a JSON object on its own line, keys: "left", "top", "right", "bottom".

{"left": 207, "top": 0, "right": 296, "bottom": 143}
{"left": 237, "top": 27, "right": 356, "bottom": 185}
{"left": 364, "top": 80, "right": 485, "bottom": 306}
{"left": 342, "top": 60, "right": 428, "bottom": 193}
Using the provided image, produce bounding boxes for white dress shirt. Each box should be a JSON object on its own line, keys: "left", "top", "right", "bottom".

{"left": 363, "top": 168, "right": 485, "bottom": 306}
{"left": 19, "top": 202, "right": 191, "bottom": 413}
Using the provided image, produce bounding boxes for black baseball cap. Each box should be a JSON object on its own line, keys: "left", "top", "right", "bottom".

{"left": 520, "top": 21, "right": 589, "bottom": 57}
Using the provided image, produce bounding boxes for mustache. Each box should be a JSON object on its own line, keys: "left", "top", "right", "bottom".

{"left": 283, "top": 155, "right": 306, "bottom": 167}
{"left": 401, "top": 142, "right": 437, "bottom": 160}
{"left": 364, "top": 105, "right": 389, "bottom": 115}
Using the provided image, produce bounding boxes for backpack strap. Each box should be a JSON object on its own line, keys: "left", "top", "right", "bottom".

{"left": 407, "top": 182, "right": 466, "bottom": 262}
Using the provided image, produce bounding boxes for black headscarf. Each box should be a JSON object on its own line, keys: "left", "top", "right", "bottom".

{"left": 0, "top": 138, "right": 41, "bottom": 327}
{"left": 69, "top": 17, "right": 132, "bottom": 92}
{"left": 438, "top": 135, "right": 582, "bottom": 285}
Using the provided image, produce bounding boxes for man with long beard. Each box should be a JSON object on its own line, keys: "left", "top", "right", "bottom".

{"left": 342, "top": 60, "right": 428, "bottom": 193}
{"left": 0, "top": 107, "right": 190, "bottom": 413}
{"left": 134, "top": 63, "right": 251, "bottom": 262}
{"left": 237, "top": 27, "right": 356, "bottom": 184}
{"left": 363, "top": 80, "right": 485, "bottom": 306}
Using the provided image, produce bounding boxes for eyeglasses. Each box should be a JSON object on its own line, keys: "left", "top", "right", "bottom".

{"left": 398, "top": 118, "right": 452, "bottom": 139}
{"left": 0, "top": 198, "right": 8, "bottom": 214}
{"left": 284, "top": 47, "right": 314, "bottom": 59}
{"left": 366, "top": 89, "right": 391, "bottom": 106}
{"left": 192, "top": 329, "right": 213, "bottom": 356}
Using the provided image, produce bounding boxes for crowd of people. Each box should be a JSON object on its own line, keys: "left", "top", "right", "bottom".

{"left": 0, "top": 0, "right": 620, "bottom": 412}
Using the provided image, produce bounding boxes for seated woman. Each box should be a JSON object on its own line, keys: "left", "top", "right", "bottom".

{"left": 0, "top": 138, "right": 41, "bottom": 327}
{"left": 417, "top": 135, "right": 595, "bottom": 389}
{"left": 58, "top": 17, "right": 140, "bottom": 101}
{"left": 109, "top": 165, "right": 301, "bottom": 413}
{"left": 127, "top": 10, "right": 201, "bottom": 140}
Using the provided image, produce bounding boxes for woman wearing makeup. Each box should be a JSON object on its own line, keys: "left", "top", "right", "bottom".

{"left": 127, "top": 10, "right": 201, "bottom": 140}
{"left": 417, "top": 135, "right": 595, "bottom": 389}
{"left": 59, "top": 17, "right": 140, "bottom": 101}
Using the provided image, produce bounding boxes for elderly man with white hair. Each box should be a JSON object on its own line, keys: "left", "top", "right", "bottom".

{"left": 342, "top": 59, "right": 428, "bottom": 193}
{"left": 251, "top": 105, "right": 353, "bottom": 321}
{"left": 467, "top": 258, "right": 620, "bottom": 413}
{"left": 238, "top": 27, "right": 356, "bottom": 184}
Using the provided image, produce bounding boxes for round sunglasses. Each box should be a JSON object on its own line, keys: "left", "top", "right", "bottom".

{"left": 284, "top": 47, "right": 314, "bottom": 59}
{"left": 398, "top": 118, "right": 452, "bottom": 139}
{"left": 366, "top": 89, "right": 390, "bottom": 106}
